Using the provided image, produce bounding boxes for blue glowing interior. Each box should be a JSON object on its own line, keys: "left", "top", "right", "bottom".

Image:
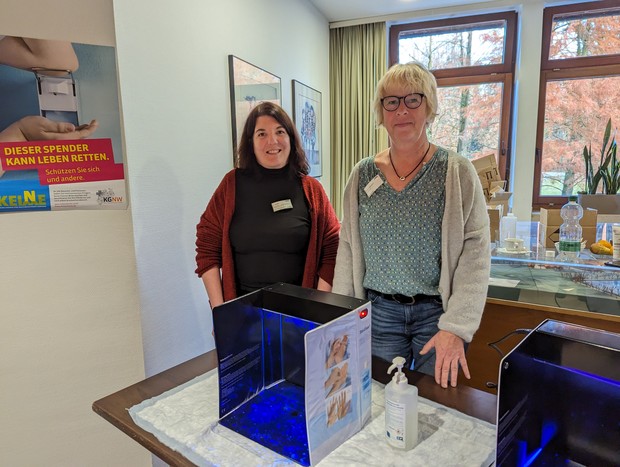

{"left": 220, "top": 380, "right": 309, "bottom": 465}
{"left": 215, "top": 304, "right": 319, "bottom": 466}
{"left": 498, "top": 348, "right": 620, "bottom": 466}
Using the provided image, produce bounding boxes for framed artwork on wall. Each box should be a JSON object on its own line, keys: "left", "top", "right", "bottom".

{"left": 292, "top": 80, "right": 322, "bottom": 178}
{"left": 228, "top": 55, "right": 281, "bottom": 165}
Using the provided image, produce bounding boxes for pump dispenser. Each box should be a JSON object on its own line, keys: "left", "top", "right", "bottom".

{"left": 385, "top": 356, "right": 418, "bottom": 450}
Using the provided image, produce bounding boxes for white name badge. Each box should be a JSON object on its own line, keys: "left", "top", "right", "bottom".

{"left": 364, "top": 175, "right": 383, "bottom": 197}
{"left": 272, "top": 199, "right": 293, "bottom": 212}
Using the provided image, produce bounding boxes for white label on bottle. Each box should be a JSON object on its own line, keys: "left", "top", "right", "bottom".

{"left": 613, "top": 225, "right": 620, "bottom": 260}
{"left": 385, "top": 399, "right": 406, "bottom": 448}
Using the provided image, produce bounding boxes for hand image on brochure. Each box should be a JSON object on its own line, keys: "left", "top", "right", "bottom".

{"left": 324, "top": 361, "right": 348, "bottom": 397}
{"left": 326, "top": 391, "right": 351, "bottom": 427}
{"left": 325, "top": 334, "right": 348, "bottom": 369}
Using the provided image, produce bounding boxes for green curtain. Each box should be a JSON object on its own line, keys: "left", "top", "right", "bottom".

{"left": 329, "top": 22, "right": 388, "bottom": 219}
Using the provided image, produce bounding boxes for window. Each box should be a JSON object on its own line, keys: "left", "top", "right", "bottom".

{"left": 533, "top": 0, "right": 620, "bottom": 208}
{"left": 390, "top": 12, "right": 517, "bottom": 180}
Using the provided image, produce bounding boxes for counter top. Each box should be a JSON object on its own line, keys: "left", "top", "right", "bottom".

{"left": 490, "top": 221, "right": 620, "bottom": 317}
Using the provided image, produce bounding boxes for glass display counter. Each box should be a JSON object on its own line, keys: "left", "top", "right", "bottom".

{"left": 489, "top": 222, "right": 620, "bottom": 317}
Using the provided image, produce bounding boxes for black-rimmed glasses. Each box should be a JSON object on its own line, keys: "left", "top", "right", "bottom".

{"left": 381, "top": 93, "right": 425, "bottom": 111}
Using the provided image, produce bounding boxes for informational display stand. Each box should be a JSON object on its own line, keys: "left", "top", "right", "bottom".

{"left": 213, "top": 283, "right": 372, "bottom": 466}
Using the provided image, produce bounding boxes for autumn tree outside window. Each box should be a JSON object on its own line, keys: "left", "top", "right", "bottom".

{"left": 389, "top": 12, "right": 517, "bottom": 181}
{"left": 533, "top": 0, "right": 620, "bottom": 209}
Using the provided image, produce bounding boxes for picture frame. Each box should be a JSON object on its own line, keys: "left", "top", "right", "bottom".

{"left": 292, "top": 80, "right": 322, "bottom": 177}
{"left": 228, "top": 55, "right": 281, "bottom": 164}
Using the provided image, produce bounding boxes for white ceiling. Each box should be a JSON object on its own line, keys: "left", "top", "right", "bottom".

{"left": 308, "top": 0, "right": 497, "bottom": 23}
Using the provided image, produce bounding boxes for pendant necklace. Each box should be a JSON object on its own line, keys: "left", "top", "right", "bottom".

{"left": 389, "top": 143, "right": 432, "bottom": 181}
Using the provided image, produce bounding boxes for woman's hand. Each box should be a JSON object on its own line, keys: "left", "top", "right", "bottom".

{"left": 0, "top": 116, "right": 98, "bottom": 142}
{"left": 420, "top": 330, "right": 470, "bottom": 388}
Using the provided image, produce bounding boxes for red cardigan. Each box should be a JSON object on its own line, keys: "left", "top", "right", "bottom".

{"left": 195, "top": 169, "right": 340, "bottom": 302}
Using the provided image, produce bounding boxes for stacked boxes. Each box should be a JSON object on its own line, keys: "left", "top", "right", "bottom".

{"left": 539, "top": 207, "right": 598, "bottom": 248}
{"left": 472, "top": 153, "right": 500, "bottom": 200}
{"left": 487, "top": 205, "right": 502, "bottom": 242}
{"left": 473, "top": 154, "right": 512, "bottom": 241}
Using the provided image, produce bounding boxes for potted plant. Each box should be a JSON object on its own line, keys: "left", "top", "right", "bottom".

{"left": 578, "top": 118, "right": 620, "bottom": 214}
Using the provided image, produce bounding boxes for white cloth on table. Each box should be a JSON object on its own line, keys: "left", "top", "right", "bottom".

{"left": 129, "top": 369, "right": 496, "bottom": 466}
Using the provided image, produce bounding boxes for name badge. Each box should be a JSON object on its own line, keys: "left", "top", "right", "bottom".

{"left": 364, "top": 175, "right": 383, "bottom": 197}
{"left": 272, "top": 199, "right": 293, "bottom": 212}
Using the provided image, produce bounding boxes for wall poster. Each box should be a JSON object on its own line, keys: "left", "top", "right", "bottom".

{"left": 293, "top": 80, "right": 321, "bottom": 178}
{"left": 228, "top": 55, "right": 281, "bottom": 165}
{"left": 0, "top": 34, "right": 126, "bottom": 212}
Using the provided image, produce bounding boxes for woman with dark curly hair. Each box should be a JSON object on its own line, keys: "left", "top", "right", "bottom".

{"left": 195, "top": 102, "right": 340, "bottom": 308}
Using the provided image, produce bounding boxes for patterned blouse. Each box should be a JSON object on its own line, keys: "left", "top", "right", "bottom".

{"left": 358, "top": 147, "right": 448, "bottom": 296}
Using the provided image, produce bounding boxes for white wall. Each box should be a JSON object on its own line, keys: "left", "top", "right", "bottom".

{"left": 2, "top": 1, "right": 330, "bottom": 465}
{"left": 0, "top": 1, "right": 148, "bottom": 466}
{"left": 113, "top": 0, "right": 331, "bottom": 377}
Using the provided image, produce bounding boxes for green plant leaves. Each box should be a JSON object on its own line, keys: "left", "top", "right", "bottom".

{"left": 582, "top": 118, "right": 618, "bottom": 194}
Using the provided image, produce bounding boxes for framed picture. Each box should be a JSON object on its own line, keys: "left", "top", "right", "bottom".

{"left": 228, "top": 55, "right": 281, "bottom": 164}
{"left": 292, "top": 80, "right": 322, "bottom": 177}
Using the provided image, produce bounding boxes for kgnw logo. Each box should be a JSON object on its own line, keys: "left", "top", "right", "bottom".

{"left": 96, "top": 188, "right": 123, "bottom": 205}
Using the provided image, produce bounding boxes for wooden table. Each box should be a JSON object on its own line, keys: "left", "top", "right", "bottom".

{"left": 93, "top": 351, "right": 497, "bottom": 466}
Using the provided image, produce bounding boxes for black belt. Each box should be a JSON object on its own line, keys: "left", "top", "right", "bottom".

{"left": 368, "top": 289, "right": 439, "bottom": 305}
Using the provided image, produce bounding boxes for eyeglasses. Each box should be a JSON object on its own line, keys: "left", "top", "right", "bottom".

{"left": 381, "top": 93, "right": 425, "bottom": 111}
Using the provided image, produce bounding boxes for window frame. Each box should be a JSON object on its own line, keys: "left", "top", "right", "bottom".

{"left": 533, "top": 0, "right": 620, "bottom": 209}
{"left": 389, "top": 12, "right": 517, "bottom": 180}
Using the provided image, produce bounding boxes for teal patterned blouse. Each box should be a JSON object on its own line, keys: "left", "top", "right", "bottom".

{"left": 358, "top": 147, "right": 448, "bottom": 296}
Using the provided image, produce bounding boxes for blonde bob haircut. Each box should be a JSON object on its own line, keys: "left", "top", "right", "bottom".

{"left": 373, "top": 61, "right": 438, "bottom": 128}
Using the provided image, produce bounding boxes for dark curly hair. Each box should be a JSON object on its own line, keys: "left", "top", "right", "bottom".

{"left": 237, "top": 101, "right": 309, "bottom": 177}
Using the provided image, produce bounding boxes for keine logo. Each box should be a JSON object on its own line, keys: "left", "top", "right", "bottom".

{"left": 96, "top": 188, "right": 123, "bottom": 205}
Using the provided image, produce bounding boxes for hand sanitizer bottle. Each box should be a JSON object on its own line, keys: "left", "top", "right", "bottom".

{"left": 385, "top": 356, "right": 418, "bottom": 450}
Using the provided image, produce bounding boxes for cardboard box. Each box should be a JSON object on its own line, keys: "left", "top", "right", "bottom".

{"left": 488, "top": 191, "right": 513, "bottom": 216}
{"left": 472, "top": 154, "right": 500, "bottom": 184}
{"left": 490, "top": 180, "right": 507, "bottom": 191}
{"left": 213, "top": 283, "right": 372, "bottom": 466}
{"left": 488, "top": 205, "right": 502, "bottom": 242}
{"left": 472, "top": 154, "right": 506, "bottom": 202}
{"left": 539, "top": 207, "right": 597, "bottom": 227}
{"left": 538, "top": 207, "right": 598, "bottom": 247}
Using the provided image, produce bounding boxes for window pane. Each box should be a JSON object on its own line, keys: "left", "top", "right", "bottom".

{"left": 429, "top": 82, "right": 503, "bottom": 160}
{"left": 550, "top": 9, "right": 620, "bottom": 60}
{"left": 540, "top": 75, "right": 620, "bottom": 196}
{"left": 398, "top": 21, "right": 506, "bottom": 69}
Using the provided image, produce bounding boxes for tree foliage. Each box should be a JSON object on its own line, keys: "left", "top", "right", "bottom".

{"left": 542, "top": 13, "right": 620, "bottom": 195}
{"left": 400, "top": 24, "right": 505, "bottom": 161}
{"left": 398, "top": 12, "right": 620, "bottom": 196}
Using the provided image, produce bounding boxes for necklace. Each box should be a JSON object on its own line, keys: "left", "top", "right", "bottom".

{"left": 389, "top": 143, "right": 431, "bottom": 181}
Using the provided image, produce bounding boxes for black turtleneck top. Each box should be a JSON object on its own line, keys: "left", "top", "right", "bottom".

{"left": 230, "top": 165, "right": 310, "bottom": 293}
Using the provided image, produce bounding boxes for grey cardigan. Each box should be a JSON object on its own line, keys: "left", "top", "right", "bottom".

{"left": 332, "top": 150, "right": 490, "bottom": 342}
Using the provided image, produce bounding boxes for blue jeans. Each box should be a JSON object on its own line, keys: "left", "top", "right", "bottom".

{"left": 367, "top": 289, "right": 443, "bottom": 377}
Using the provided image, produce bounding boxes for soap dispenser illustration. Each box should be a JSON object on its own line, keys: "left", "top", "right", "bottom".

{"left": 385, "top": 356, "right": 418, "bottom": 450}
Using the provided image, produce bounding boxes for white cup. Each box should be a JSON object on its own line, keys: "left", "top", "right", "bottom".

{"left": 504, "top": 237, "right": 524, "bottom": 252}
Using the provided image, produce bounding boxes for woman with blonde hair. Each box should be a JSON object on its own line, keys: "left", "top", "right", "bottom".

{"left": 333, "top": 61, "right": 490, "bottom": 388}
